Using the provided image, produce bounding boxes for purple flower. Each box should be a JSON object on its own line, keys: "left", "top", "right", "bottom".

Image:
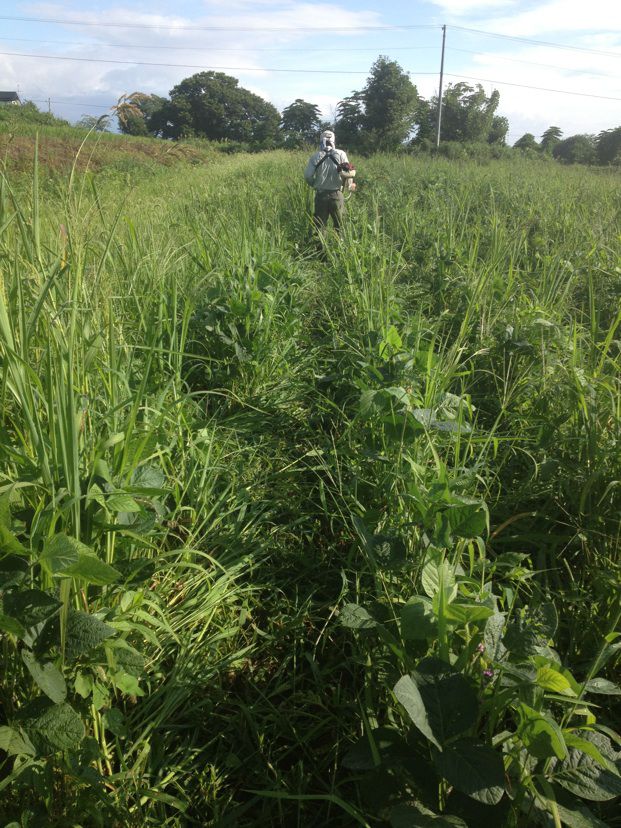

{"left": 477, "top": 643, "right": 485, "bottom": 654}
{"left": 483, "top": 669, "right": 494, "bottom": 680}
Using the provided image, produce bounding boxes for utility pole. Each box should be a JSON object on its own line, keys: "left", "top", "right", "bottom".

{"left": 435, "top": 24, "right": 446, "bottom": 148}
{"left": 47, "top": 97, "right": 51, "bottom": 114}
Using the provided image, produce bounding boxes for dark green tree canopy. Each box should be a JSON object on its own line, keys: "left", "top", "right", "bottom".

{"left": 336, "top": 58, "right": 418, "bottom": 152}
{"left": 514, "top": 133, "right": 539, "bottom": 151}
{"left": 540, "top": 126, "right": 562, "bottom": 153}
{"left": 438, "top": 83, "right": 504, "bottom": 144}
{"left": 149, "top": 72, "right": 280, "bottom": 145}
{"left": 596, "top": 127, "right": 621, "bottom": 165}
{"left": 361, "top": 57, "right": 419, "bottom": 151}
{"left": 553, "top": 134, "right": 597, "bottom": 165}
{"left": 117, "top": 93, "right": 167, "bottom": 137}
{"left": 280, "top": 99, "right": 322, "bottom": 147}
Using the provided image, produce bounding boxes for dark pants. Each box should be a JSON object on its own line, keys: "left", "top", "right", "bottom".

{"left": 313, "top": 189, "right": 344, "bottom": 233}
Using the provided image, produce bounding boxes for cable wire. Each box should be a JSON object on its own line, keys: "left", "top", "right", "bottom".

{"left": 445, "top": 72, "right": 621, "bottom": 102}
{"left": 0, "top": 50, "right": 439, "bottom": 74}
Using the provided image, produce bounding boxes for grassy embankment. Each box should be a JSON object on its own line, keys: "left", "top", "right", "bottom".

{"left": 0, "top": 127, "right": 620, "bottom": 827}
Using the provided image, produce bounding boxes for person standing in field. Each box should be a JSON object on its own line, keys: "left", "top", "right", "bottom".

{"left": 304, "top": 130, "right": 355, "bottom": 235}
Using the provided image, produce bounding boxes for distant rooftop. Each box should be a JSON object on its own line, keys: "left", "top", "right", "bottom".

{"left": 0, "top": 91, "right": 20, "bottom": 103}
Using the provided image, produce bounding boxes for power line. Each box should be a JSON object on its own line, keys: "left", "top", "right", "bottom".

{"left": 447, "top": 47, "right": 621, "bottom": 80}
{"left": 0, "top": 12, "right": 619, "bottom": 60}
{"left": 0, "top": 49, "right": 439, "bottom": 75}
{"left": 450, "top": 25, "right": 621, "bottom": 59}
{"left": 6, "top": 50, "right": 620, "bottom": 103}
{"left": 0, "top": 15, "right": 438, "bottom": 33}
{"left": 0, "top": 35, "right": 438, "bottom": 54}
{"left": 445, "top": 73, "right": 621, "bottom": 102}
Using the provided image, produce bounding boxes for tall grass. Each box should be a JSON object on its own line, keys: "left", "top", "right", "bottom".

{"left": 0, "top": 143, "right": 619, "bottom": 826}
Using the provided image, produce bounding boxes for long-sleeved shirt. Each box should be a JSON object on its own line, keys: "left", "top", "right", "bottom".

{"left": 304, "top": 148, "right": 349, "bottom": 192}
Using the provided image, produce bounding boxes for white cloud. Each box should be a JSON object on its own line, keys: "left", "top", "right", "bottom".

{"left": 482, "top": 0, "right": 621, "bottom": 36}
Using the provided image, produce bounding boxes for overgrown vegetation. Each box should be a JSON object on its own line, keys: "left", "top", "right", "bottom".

{"left": 0, "top": 140, "right": 619, "bottom": 827}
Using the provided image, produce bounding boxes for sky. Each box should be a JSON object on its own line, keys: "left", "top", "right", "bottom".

{"left": 1, "top": 0, "right": 620, "bottom": 144}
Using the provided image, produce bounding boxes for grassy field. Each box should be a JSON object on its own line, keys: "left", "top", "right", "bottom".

{"left": 0, "top": 138, "right": 620, "bottom": 827}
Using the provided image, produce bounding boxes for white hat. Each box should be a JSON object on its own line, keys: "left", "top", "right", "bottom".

{"left": 320, "top": 130, "right": 335, "bottom": 150}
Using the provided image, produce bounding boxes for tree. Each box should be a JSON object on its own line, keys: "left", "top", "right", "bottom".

{"left": 116, "top": 93, "right": 167, "bottom": 136}
{"left": 596, "top": 127, "right": 621, "bottom": 165}
{"left": 148, "top": 72, "right": 280, "bottom": 146}
{"left": 437, "top": 83, "right": 503, "bottom": 144}
{"left": 553, "top": 134, "right": 596, "bottom": 165}
{"left": 280, "top": 99, "right": 322, "bottom": 147}
{"left": 513, "top": 133, "right": 539, "bottom": 151}
{"left": 75, "top": 114, "right": 110, "bottom": 132}
{"left": 540, "top": 126, "right": 562, "bottom": 154}
{"left": 360, "top": 57, "right": 419, "bottom": 151}
{"left": 335, "top": 94, "right": 365, "bottom": 150}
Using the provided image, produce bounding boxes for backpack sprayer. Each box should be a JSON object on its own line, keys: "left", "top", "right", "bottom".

{"left": 338, "top": 162, "right": 356, "bottom": 200}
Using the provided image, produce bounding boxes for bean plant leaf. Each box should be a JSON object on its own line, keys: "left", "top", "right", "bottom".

{"left": 553, "top": 731, "right": 621, "bottom": 801}
{"left": 3, "top": 589, "right": 60, "bottom": 629}
{"left": 39, "top": 533, "right": 82, "bottom": 574}
{"left": 433, "top": 739, "right": 505, "bottom": 805}
{"left": 0, "top": 524, "right": 27, "bottom": 555}
{"left": 535, "top": 666, "right": 576, "bottom": 696}
{"left": 103, "top": 708, "right": 128, "bottom": 738}
{"left": 342, "top": 727, "right": 406, "bottom": 770}
{"left": 394, "top": 675, "right": 441, "bottom": 750}
{"left": 554, "top": 800, "right": 610, "bottom": 828}
{"left": 105, "top": 492, "right": 142, "bottom": 513}
{"left": 446, "top": 501, "right": 488, "bottom": 539}
{"left": 421, "top": 559, "right": 456, "bottom": 601}
{"left": 412, "top": 659, "right": 479, "bottom": 745}
{"left": 0, "top": 725, "right": 36, "bottom": 756}
{"left": 29, "top": 702, "right": 85, "bottom": 751}
{"left": 400, "top": 597, "right": 437, "bottom": 640}
{"left": 584, "top": 678, "right": 621, "bottom": 696}
{"left": 444, "top": 601, "right": 493, "bottom": 625}
{"left": 518, "top": 703, "right": 568, "bottom": 760}
{"left": 390, "top": 802, "right": 467, "bottom": 827}
{"left": 66, "top": 610, "right": 115, "bottom": 659}
{"left": 0, "top": 555, "right": 29, "bottom": 588}
{"left": 59, "top": 553, "right": 121, "bottom": 586}
{"left": 340, "top": 603, "right": 378, "bottom": 630}
{"left": 484, "top": 613, "right": 507, "bottom": 662}
{"left": 0, "top": 612, "right": 25, "bottom": 637}
{"left": 22, "top": 650, "right": 66, "bottom": 703}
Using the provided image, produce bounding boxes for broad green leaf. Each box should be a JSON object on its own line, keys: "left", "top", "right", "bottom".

{"left": 22, "top": 650, "right": 66, "bottom": 703}
{"left": 535, "top": 666, "right": 576, "bottom": 697}
{"left": 74, "top": 671, "right": 93, "bottom": 698}
{"left": 106, "top": 639, "right": 144, "bottom": 676}
{"left": 390, "top": 803, "right": 467, "bottom": 827}
{"left": 446, "top": 501, "right": 488, "bottom": 539}
{"left": 412, "top": 659, "right": 479, "bottom": 745}
{"left": 103, "top": 708, "right": 127, "bottom": 738}
{"left": 112, "top": 670, "right": 144, "bottom": 696}
{"left": 0, "top": 555, "right": 29, "bottom": 588}
{"left": 342, "top": 727, "right": 405, "bottom": 771}
{"left": 554, "top": 731, "right": 621, "bottom": 802}
{"left": 30, "top": 702, "right": 85, "bottom": 751}
{"left": 59, "top": 553, "right": 121, "bottom": 586}
{"left": 0, "top": 524, "right": 27, "bottom": 555}
{"left": 585, "top": 678, "right": 621, "bottom": 696}
{"left": 400, "top": 597, "right": 437, "bottom": 641}
{"left": 2, "top": 589, "right": 60, "bottom": 629}
{"left": 106, "top": 492, "right": 141, "bottom": 513}
{"left": 340, "top": 603, "right": 378, "bottom": 630}
{"left": 394, "top": 674, "right": 441, "bottom": 750}
{"left": 0, "top": 612, "right": 25, "bottom": 637}
{"left": 39, "top": 534, "right": 82, "bottom": 574}
{"left": 0, "top": 726, "right": 36, "bottom": 756}
{"left": 554, "top": 800, "right": 610, "bottom": 828}
{"left": 65, "top": 610, "right": 115, "bottom": 659}
{"left": 421, "top": 559, "right": 456, "bottom": 601}
{"left": 563, "top": 732, "right": 616, "bottom": 772}
{"left": 371, "top": 535, "right": 407, "bottom": 570}
{"left": 518, "top": 703, "right": 567, "bottom": 760}
{"left": 444, "top": 601, "right": 493, "bottom": 625}
{"left": 433, "top": 739, "right": 505, "bottom": 805}
{"left": 484, "top": 613, "right": 507, "bottom": 662}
